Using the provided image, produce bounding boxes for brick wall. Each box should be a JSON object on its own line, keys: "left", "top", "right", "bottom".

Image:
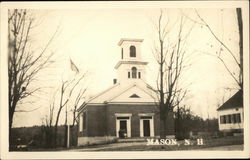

{"left": 78, "top": 104, "right": 175, "bottom": 137}
{"left": 78, "top": 105, "right": 107, "bottom": 137}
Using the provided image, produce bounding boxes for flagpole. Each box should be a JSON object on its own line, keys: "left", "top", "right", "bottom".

{"left": 67, "top": 124, "right": 70, "bottom": 148}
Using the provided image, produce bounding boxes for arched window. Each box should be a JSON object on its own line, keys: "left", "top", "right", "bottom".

{"left": 132, "top": 67, "right": 137, "bottom": 78}
{"left": 130, "top": 46, "right": 136, "bottom": 57}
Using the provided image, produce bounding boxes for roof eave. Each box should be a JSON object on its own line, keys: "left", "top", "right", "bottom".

{"left": 118, "top": 38, "right": 144, "bottom": 46}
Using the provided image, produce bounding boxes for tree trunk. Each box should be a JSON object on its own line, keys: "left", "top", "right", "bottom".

{"left": 159, "top": 104, "right": 165, "bottom": 138}
{"left": 9, "top": 99, "right": 17, "bottom": 144}
{"left": 236, "top": 8, "right": 243, "bottom": 90}
{"left": 159, "top": 39, "right": 166, "bottom": 139}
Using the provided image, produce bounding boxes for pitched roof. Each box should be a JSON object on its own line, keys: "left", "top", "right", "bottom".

{"left": 77, "top": 82, "right": 158, "bottom": 112}
{"left": 117, "top": 38, "right": 144, "bottom": 46}
{"left": 217, "top": 90, "right": 243, "bottom": 111}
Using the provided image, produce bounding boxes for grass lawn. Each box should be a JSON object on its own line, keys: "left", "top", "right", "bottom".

{"left": 97, "top": 135, "right": 243, "bottom": 151}
{"left": 23, "top": 135, "right": 243, "bottom": 151}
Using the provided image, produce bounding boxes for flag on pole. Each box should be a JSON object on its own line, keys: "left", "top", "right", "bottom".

{"left": 70, "top": 58, "right": 79, "bottom": 74}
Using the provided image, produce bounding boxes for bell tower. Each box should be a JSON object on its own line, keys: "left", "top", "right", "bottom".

{"left": 115, "top": 38, "right": 148, "bottom": 86}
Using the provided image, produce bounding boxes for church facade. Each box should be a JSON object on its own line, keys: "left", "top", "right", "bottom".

{"left": 77, "top": 38, "right": 174, "bottom": 146}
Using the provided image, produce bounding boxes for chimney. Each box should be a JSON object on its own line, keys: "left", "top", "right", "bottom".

{"left": 113, "top": 79, "right": 117, "bottom": 84}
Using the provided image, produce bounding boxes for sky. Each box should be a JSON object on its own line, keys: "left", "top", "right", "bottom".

{"left": 6, "top": 7, "right": 243, "bottom": 127}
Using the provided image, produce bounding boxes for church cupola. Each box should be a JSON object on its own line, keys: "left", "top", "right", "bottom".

{"left": 115, "top": 38, "right": 148, "bottom": 85}
{"left": 117, "top": 38, "right": 143, "bottom": 61}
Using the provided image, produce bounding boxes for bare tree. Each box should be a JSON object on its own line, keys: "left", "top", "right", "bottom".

{"left": 71, "top": 87, "right": 86, "bottom": 126}
{"left": 53, "top": 73, "right": 86, "bottom": 146}
{"left": 41, "top": 93, "right": 56, "bottom": 148}
{"left": 194, "top": 8, "right": 243, "bottom": 91}
{"left": 8, "top": 9, "right": 58, "bottom": 138}
{"left": 152, "top": 10, "right": 193, "bottom": 138}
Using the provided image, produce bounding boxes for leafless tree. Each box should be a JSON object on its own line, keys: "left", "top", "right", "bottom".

{"left": 193, "top": 8, "right": 243, "bottom": 91}
{"left": 41, "top": 92, "right": 56, "bottom": 148}
{"left": 52, "top": 73, "right": 86, "bottom": 146}
{"left": 8, "top": 9, "right": 58, "bottom": 138}
{"left": 152, "top": 10, "right": 194, "bottom": 138}
{"left": 71, "top": 87, "right": 86, "bottom": 126}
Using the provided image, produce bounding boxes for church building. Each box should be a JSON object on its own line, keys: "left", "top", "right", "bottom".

{"left": 77, "top": 38, "right": 174, "bottom": 146}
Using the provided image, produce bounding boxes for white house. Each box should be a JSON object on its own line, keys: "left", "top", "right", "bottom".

{"left": 217, "top": 90, "right": 243, "bottom": 132}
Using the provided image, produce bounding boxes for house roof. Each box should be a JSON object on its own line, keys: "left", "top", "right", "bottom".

{"left": 217, "top": 90, "right": 243, "bottom": 111}
{"left": 77, "top": 82, "right": 158, "bottom": 112}
{"left": 117, "top": 38, "right": 144, "bottom": 46}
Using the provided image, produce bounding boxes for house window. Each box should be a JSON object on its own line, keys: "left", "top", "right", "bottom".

{"left": 220, "top": 116, "right": 225, "bottom": 124}
{"left": 138, "top": 72, "right": 141, "bottom": 79}
{"left": 223, "top": 115, "right": 226, "bottom": 124}
{"left": 121, "top": 48, "right": 123, "bottom": 59}
{"left": 232, "top": 114, "right": 236, "bottom": 123}
{"left": 228, "top": 115, "right": 232, "bottom": 123}
{"left": 226, "top": 115, "right": 231, "bottom": 123}
{"left": 221, "top": 114, "right": 241, "bottom": 124}
{"left": 128, "top": 72, "right": 130, "bottom": 78}
{"left": 236, "top": 113, "right": 241, "bottom": 123}
{"left": 83, "top": 111, "right": 87, "bottom": 130}
{"left": 132, "top": 67, "right": 137, "bottom": 78}
{"left": 130, "top": 45, "right": 136, "bottom": 57}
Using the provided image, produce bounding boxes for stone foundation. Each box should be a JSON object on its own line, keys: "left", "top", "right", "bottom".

{"left": 78, "top": 136, "right": 117, "bottom": 146}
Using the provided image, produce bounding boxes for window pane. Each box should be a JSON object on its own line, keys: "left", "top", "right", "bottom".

{"left": 236, "top": 113, "right": 241, "bottom": 123}
{"left": 223, "top": 115, "right": 227, "bottom": 123}
{"left": 230, "top": 115, "right": 233, "bottom": 123}
{"left": 121, "top": 48, "right": 123, "bottom": 59}
{"left": 225, "top": 115, "right": 229, "bottom": 123}
{"left": 233, "top": 114, "right": 237, "bottom": 123}
{"left": 130, "top": 46, "right": 136, "bottom": 57}
{"left": 132, "top": 67, "right": 137, "bottom": 78}
{"left": 220, "top": 116, "right": 224, "bottom": 124}
{"left": 228, "top": 115, "right": 231, "bottom": 123}
{"left": 83, "top": 112, "right": 87, "bottom": 130}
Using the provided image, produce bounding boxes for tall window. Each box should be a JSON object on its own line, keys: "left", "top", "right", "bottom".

{"left": 83, "top": 111, "right": 87, "bottom": 130}
{"left": 130, "top": 46, "right": 136, "bottom": 57}
{"left": 223, "top": 115, "right": 226, "bottom": 123}
{"left": 128, "top": 72, "right": 130, "bottom": 78}
{"left": 228, "top": 115, "right": 232, "bottom": 123}
{"left": 132, "top": 67, "right": 137, "bottom": 78}
{"left": 220, "top": 115, "right": 227, "bottom": 124}
{"left": 121, "top": 48, "right": 123, "bottom": 59}
{"left": 138, "top": 72, "right": 141, "bottom": 79}
{"left": 236, "top": 113, "right": 241, "bottom": 123}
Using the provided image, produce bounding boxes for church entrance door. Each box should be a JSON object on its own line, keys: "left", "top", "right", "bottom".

{"left": 143, "top": 120, "right": 150, "bottom": 137}
{"left": 115, "top": 114, "right": 132, "bottom": 138}
{"left": 139, "top": 114, "right": 154, "bottom": 137}
{"left": 119, "top": 120, "right": 127, "bottom": 138}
